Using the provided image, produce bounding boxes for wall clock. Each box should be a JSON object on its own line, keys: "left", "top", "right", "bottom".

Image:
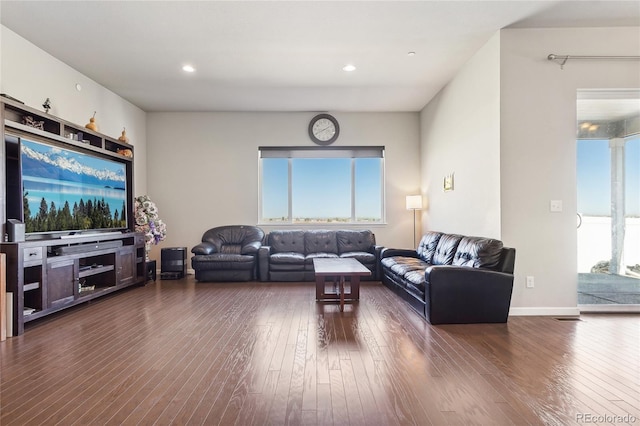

{"left": 309, "top": 113, "right": 340, "bottom": 145}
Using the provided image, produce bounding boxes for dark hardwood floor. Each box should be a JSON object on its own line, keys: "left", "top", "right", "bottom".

{"left": 1, "top": 277, "right": 638, "bottom": 425}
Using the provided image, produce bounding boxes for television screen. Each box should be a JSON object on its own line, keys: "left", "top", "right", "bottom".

{"left": 21, "top": 138, "right": 128, "bottom": 235}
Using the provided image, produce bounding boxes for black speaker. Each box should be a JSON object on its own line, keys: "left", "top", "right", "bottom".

{"left": 7, "top": 219, "right": 25, "bottom": 242}
{"left": 161, "top": 247, "right": 187, "bottom": 278}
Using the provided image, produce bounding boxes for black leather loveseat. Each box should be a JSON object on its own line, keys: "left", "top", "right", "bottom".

{"left": 380, "top": 231, "right": 515, "bottom": 324}
{"left": 258, "top": 229, "right": 381, "bottom": 281}
{"left": 191, "top": 225, "right": 265, "bottom": 281}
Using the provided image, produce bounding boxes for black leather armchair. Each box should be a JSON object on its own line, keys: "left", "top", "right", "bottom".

{"left": 191, "top": 225, "right": 265, "bottom": 281}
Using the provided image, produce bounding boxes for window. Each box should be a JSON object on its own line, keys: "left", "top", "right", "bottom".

{"left": 259, "top": 146, "right": 385, "bottom": 224}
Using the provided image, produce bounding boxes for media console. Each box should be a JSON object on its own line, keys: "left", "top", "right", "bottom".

{"left": 1, "top": 232, "right": 145, "bottom": 335}
{"left": 0, "top": 96, "right": 144, "bottom": 336}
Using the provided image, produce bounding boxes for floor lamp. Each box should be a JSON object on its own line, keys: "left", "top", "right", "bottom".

{"left": 406, "top": 195, "right": 423, "bottom": 248}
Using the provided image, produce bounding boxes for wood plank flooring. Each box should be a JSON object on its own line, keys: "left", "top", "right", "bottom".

{"left": 1, "top": 277, "right": 638, "bottom": 425}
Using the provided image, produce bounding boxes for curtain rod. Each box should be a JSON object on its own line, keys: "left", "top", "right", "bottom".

{"left": 547, "top": 54, "right": 640, "bottom": 69}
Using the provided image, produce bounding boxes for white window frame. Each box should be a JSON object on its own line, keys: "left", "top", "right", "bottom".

{"left": 258, "top": 146, "right": 386, "bottom": 225}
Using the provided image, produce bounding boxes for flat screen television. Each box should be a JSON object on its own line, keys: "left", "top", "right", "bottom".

{"left": 20, "top": 137, "right": 129, "bottom": 238}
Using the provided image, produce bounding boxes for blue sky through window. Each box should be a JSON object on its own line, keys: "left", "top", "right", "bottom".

{"left": 577, "top": 137, "right": 639, "bottom": 216}
{"left": 355, "top": 158, "right": 382, "bottom": 221}
{"left": 261, "top": 156, "right": 383, "bottom": 223}
{"left": 293, "top": 158, "right": 351, "bottom": 220}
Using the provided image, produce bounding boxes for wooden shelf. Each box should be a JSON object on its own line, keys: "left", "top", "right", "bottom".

{"left": 2, "top": 95, "right": 134, "bottom": 160}
{"left": 24, "top": 282, "right": 40, "bottom": 291}
{"left": 78, "top": 265, "right": 114, "bottom": 278}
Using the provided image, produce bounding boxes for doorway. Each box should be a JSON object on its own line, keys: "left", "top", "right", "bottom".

{"left": 576, "top": 90, "right": 640, "bottom": 310}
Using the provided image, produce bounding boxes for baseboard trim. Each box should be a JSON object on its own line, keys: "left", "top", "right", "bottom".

{"left": 510, "top": 305, "right": 640, "bottom": 316}
{"left": 579, "top": 304, "right": 640, "bottom": 313}
{"left": 509, "top": 307, "right": 581, "bottom": 317}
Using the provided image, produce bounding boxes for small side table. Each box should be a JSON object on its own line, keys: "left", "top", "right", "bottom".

{"left": 145, "top": 260, "right": 157, "bottom": 282}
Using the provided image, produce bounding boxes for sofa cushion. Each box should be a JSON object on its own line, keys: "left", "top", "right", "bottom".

{"left": 339, "top": 251, "right": 376, "bottom": 264}
{"left": 380, "top": 256, "right": 396, "bottom": 270}
{"left": 191, "top": 254, "right": 255, "bottom": 271}
{"left": 270, "top": 252, "right": 305, "bottom": 265}
{"left": 337, "top": 230, "right": 375, "bottom": 254}
{"left": 452, "top": 236, "right": 504, "bottom": 269}
{"left": 305, "top": 252, "right": 339, "bottom": 271}
{"left": 416, "top": 231, "right": 443, "bottom": 263}
{"left": 381, "top": 256, "right": 428, "bottom": 277}
{"left": 432, "top": 234, "right": 463, "bottom": 265}
{"left": 269, "top": 252, "right": 305, "bottom": 272}
{"left": 304, "top": 230, "right": 338, "bottom": 254}
{"left": 220, "top": 244, "right": 242, "bottom": 255}
{"left": 305, "top": 252, "right": 339, "bottom": 261}
{"left": 404, "top": 270, "right": 426, "bottom": 290}
{"left": 269, "top": 230, "right": 305, "bottom": 253}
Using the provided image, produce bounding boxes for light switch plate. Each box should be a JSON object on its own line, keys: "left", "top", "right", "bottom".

{"left": 550, "top": 200, "right": 563, "bottom": 212}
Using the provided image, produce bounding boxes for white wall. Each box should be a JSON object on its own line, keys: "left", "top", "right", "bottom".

{"left": 420, "top": 27, "right": 640, "bottom": 315}
{"left": 146, "top": 112, "right": 421, "bottom": 259}
{"left": 500, "top": 27, "right": 640, "bottom": 315}
{"left": 0, "top": 26, "right": 148, "bottom": 194}
{"left": 419, "top": 32, "right": 502, "bottom": 238}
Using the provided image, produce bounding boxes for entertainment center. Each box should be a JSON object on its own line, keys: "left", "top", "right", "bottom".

{"left": 1, "top": 96, "right": 145, "bottom": 336}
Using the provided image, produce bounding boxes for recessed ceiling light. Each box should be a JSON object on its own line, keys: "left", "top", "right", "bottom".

{"left": 182, "top": 64, "right": 195, "bottom": 73}
{"left": 343, "top": 64, "right": 356, "bottom": 72}
{"left": 408, "top": 51, "right": 416, "bottom": 57}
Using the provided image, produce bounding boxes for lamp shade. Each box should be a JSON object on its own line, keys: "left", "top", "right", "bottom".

{"left": 406, "top": 195, "right": 423, "bottom": 210}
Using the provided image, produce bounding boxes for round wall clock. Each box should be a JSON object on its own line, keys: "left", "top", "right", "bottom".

{"left": 309, "top": 113, "right": 340, "bottom": 145}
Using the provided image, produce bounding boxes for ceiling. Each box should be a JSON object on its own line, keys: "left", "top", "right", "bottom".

{"left": 1, "top": 1, "right": 639, "bottom": 113}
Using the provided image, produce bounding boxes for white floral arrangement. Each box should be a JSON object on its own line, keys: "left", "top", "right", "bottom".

{"left": 134, "top": 195, "right": 167, "bottom": 255}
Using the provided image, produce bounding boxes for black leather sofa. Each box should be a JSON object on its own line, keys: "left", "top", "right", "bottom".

{"left": 191, "top": 225, "right": 265, "bottom": 281}
{"left": 258, "top": 229, "right": 381, "bottom": 281}
{"left": 380, "top": 231, "right": 515, "bottom": 324}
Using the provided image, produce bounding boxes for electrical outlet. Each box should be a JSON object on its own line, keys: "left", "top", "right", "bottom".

{"left": 526, "top": 276, "right": 535, "bottom": 288}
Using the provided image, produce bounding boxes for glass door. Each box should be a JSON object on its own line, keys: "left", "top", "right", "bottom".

{"left": 577, "top": 90, "right": 640, "bottom": 309}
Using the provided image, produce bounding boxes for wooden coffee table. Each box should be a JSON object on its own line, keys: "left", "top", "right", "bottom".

{"left": 313, "top": 258, "right": 371, "bottom": 312}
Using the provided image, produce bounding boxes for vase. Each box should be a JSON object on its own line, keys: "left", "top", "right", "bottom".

{"left": 118, "top": 128, "right": 130, "bottom": 144}
{"left": 85, "top": 112, "right": 98, "bottom": 131}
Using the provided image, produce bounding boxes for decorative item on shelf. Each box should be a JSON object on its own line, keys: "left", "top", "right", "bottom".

{"left": 22, "top": 115, "right": 45, "bottom": 130}
{"left": 85, "top": 111, "right": 98, "bottom": 131}
{"left": 117, "top": 148, "right": 133, "bottom": 158}
{"left": 134, "top": 195, "right": 167, "bottom": 260}
{"left": 42, "top": 98, "right": 51, "bottom": 113}
{"left": 118, "top": 127, "right": 130, "bottom": 144}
